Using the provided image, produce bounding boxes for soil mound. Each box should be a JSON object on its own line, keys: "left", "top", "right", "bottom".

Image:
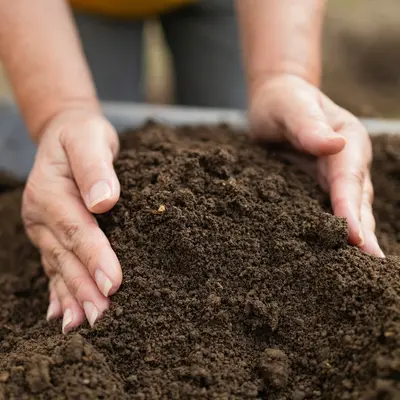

{"left": 1, "top": 124, "right": 400, "bottom": 399}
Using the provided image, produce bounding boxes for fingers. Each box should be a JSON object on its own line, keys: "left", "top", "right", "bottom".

{"left": 320, "top": 117, "right": 378, "bottom": 251}
{"left": 41, "top": 230, "right": 111, "bottom": 334}
{"left": 359, "top": 175, "right": 385, "bottom": 258}
{"left": 51, "top": 275, "right": 86, "bottom": 334}
{"left": 30, "top": 223, "right": 110, "bottom": 322}
{"left": 22, "top": 112, "right": 122, "bottom": 333}
{"left": 23, "top": 183, "right": 122, "bottom": 299}
{"left": 49, "top": 198, "right": 122, "bottom": 297}
{"left": 324, "top": 159, "right": 365, "bottom": 247}
{"left": 46, "top": 287, "right": 62, "bottom": 321}
{"left": 319, "top": 100, "right": 384, "bottom": 256}
{"left": 42, "top": 256, "right": 63, "bottom": 321}
{"left": 61, "top": 116, "right": 120, "bottom": 214}
{"left": 248, "top": 76, "right": 382, "bottom": 256}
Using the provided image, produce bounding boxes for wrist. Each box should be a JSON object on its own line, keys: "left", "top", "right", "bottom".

{"left": 28, "top": 97, "right": 101, "bottom": 143}
{"left": 248, "top": 69, "right": 319, "bottom": 99}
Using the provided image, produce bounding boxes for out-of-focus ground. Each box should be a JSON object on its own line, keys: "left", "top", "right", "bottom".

{"left": 1, "top": 0, "right": 400, "bottom": 117}
{"left": 322, "top": 0, "right": 400, "bottom": 118}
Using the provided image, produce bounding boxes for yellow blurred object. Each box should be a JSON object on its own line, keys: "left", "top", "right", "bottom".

{"left": 70, "top": 0, "right": 194, "bottom": 18}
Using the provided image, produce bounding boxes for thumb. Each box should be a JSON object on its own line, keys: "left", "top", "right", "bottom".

{"left": 277, "top": 92, "right": 347, "bottom": 157}
{"left": 63, "top": 116, "right": 120, "bottom": 214}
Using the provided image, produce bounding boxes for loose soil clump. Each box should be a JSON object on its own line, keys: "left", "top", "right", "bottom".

{"left": 1, "top": 124, "right": 400, "bottom": 399}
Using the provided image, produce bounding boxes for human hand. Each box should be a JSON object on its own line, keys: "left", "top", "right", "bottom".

{"left": 249, "top": 74, "right": 384, "bottom": 257}
{"left": 22, "top": 109, "right": 122, "bottom": 333}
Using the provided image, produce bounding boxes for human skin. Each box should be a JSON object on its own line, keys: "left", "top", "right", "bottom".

{"left": 0, "top": 0, "right": 383, "bottom": 333}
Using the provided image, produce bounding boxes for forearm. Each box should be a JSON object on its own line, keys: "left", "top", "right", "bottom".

{"left": 236, "top": 0, "right": 325, "bottom": 95}
{"left": 0, "top": 0, "right": 99, "bottom": 140}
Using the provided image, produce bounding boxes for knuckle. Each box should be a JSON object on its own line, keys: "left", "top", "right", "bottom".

{"left": 21, "top": 218, "right": 45, "bottom": 249}
{"left": 21, "top": 177, "right": 52, "bottom": 229}
{"left": 49, "top": 246, "right": 69, "bottom": 272}
{"left": 55, "top": 220, "right": 83, "bottom": 250}
{"left": 22, "top": 183, "right": 37, "bottom": 207}
{"left": 21, "top": 184, "right": 40, "bottom": 221}
{"left": 64, "top": 224, "right": 81, "bottom": 243}
{"left": 66, "top": 275, "right": 86, "bottom": 298}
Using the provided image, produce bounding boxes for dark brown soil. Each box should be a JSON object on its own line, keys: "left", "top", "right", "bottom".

{"left": 1, "top": 124, "right": 400, "bottom": 399}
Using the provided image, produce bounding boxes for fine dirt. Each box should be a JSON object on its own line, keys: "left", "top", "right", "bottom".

{"left": 1, "top": 124, "right": 400, "bottom": 399}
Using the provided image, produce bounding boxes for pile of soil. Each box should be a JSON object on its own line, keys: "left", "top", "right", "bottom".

{"left": 1, "top": 124, "right": 400, "bottom": 399}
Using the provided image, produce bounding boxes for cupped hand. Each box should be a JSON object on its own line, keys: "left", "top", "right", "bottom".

{"left": 249, "top": 74, "right": 384, "bottom": 257}
{"left": 22, "top": 109, "right": 122, "bottom": 333}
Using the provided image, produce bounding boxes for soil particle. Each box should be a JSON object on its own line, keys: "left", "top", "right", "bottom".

{"left": 259, "top": 348, "right": 290, "bottom": 389}
{"left": 25, "top": 354, "right": 52, "bottom": 394}
{"left": 1, "top": 124, "right": 400, "bottom": 399}
{"left": 63, "top": 334, "right": 84, "bottom": 362}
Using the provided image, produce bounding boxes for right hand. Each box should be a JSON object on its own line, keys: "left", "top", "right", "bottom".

{"left": 248, "top": 74, "right": 384, "bottom": 257}
{"left": 22, "top": 109, "right": 122, "bottom": 334}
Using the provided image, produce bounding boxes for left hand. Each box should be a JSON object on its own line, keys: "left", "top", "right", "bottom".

{"left": 22, "top": 109, "right": 122, "bottom": 333}
{"left": 248, "top": 74, "right": 384, "bottom": 257}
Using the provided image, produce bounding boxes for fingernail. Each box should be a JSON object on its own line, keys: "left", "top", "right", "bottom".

{"left": 62, "top": 308, "right": 73, "bottom": 334}
{"left": 88, "top": 181, "right": 112, "bottom": 208}
{"left": 379, "top": 250, "right": 386, "bottom": 258}
{"left": 358, "top": 228, "right": 365, "bottom": 247}
{"left": 46, "top": 301, "right": 57, "bottom": 321}
{"left": 83, "top": 301, "right": 99, "bottom": 328}
{"left": 95, "top": 269, "right": 113, "bottom": 297}
{"left": 326, "top": 135, "right": 347, "bottom": 144}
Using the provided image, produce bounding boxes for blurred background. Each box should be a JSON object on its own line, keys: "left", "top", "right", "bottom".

{"left": 1, "top": 0, "right": 399, "bottom": 118}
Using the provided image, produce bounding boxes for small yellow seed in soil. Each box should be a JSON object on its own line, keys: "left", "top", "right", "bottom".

{"left": 384, "top": 331, "right": 395, "bottom": 337}
{"left": 158, "top": 204, "right": 166, "bottom": 213}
